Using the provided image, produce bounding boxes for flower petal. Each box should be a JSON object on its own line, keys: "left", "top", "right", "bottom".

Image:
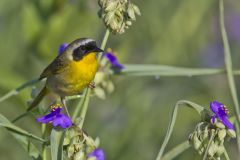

{"left": 210, "top": 101, "right": 224, "bottom": 114}
{"left": 51, "top": 107, "right": 62, "bottom": 114}
{"left": 36, "top": 112, "right": 55, "bottom": 123}
{"left": 210, "top": 101, "right": 235, "bottom": 130}
{"left": 221, "top": 116, "right": 235, "bottom": 130}
{"left": 52, "top": 114, "right": 72, "bottom": 129}
{"left": 211, "top": 115, "right": 216, "bottom": 124}
{"left": 104, "top": 52, "right": 124, "bottom": 69}
{"left": 88, "top": 148, "right": 105, "bottom": 160}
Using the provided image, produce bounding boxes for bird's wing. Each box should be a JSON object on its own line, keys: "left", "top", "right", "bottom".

{"left": 39, "top": 56, "right": 69, "bottom": 80}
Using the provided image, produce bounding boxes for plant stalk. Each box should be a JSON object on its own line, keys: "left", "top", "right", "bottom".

{"left": 219, "top": 0, "right": 240, "bottom": 153}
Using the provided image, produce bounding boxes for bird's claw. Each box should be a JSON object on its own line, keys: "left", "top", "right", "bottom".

{"left": 88, "top": 82, "right": 96, "bottom": 89}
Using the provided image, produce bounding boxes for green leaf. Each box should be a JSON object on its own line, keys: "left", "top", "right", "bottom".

{"left": 120, "top": 64, "right": 224, "bottom": 77}
{"left": 0, "top": 114, "right": 45, "bottom": 142}
{"left": 51, "top": 129, "right": 66, "bottom": 160}
{"left": 155, "top": 100, "right": 205, "bottom": 160}
{"left": 162, "top": 141, "right": 190, "bottom": 160}
{"left": 0, "top": 114, "right": 41, "bottom": 159}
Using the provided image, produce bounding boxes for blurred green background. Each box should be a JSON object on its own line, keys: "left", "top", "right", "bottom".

{"left": 1, "top": 0, "right": 240, "bottom": 159}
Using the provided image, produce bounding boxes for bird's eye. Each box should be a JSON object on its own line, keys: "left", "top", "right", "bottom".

{"left": 80, "top": 45, "right": 86, "bottom": 52}
{"left": 72, "top": 47, "right": 84, "bottom": 61}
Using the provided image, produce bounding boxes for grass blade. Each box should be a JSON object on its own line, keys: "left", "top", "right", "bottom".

{"left": 162, "top": 141, "right": 190, "bottom": 160}
{"left": 0, "top": 114, "right": 45, "bottom": 142}
{"left": 50, "top": 129, "right": 66, "bottom": 160}
{"left": 0, "top": 114, "right": 41, "bottom": 159}
{"left": 156, "top": 100, "right": 205, "bottom": 160}
{"left": 119, "top": 64, "right": 240, "bottom": 77}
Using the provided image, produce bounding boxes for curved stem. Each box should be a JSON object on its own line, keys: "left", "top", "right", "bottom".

{"left": 219, "top": 0, "right": 240, "bottom": 153}
{"left": 155, "top": 100, "right": 204, "bottom": 160}
{"left": 162, "top": 141, "right": 190, "bottom": 160}
{"left": 12, "top": 111, "right": 32, "bottom": 123}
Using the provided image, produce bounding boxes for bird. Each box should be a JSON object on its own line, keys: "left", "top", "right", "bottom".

{"left": 27, "top": 38, "right": 103, "bottom": 113}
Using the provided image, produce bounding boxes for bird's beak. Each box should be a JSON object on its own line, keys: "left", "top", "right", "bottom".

{"left": 92, "top": 46, "right": 104, "bottom": 52}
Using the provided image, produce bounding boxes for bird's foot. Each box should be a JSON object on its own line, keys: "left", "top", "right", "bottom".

{"left": 61, "top": 98, "right": 70, "bottom": 118}
{"left": 88, "top": 82, "right": 96, "bottom": 89}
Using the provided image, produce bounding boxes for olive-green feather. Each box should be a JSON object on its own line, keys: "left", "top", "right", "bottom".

{"left": 27, "top": 87, "right": 48, "bottom": 111}
{"left": 39, "top": 55, "right": 68, "bottom": 80}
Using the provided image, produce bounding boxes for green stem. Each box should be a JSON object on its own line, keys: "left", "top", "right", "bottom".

{"left": 223, "top": 147, "right": 230, "bottom": 160}
{"left": 78, "top": 90, "right": 91, "bottom": 128}
{"left": 161, "top": 141, "right": 190, "bottom": 160}
{"left": 2, "top": 67, "right": 240, "bottom": 104}
{"left": 155, "top": 100, "right": 204, "bottom": 160}
{"left": 72, "top": 88, "right": 89, "bottom": 120}
{"left": 98, "top": 29, "right": 110, "bottom": 60}
{"left": 203, "top": 130, "right": 216, "bottom": 160}
{"left": 72, "top": 29, "right": 110, "bottom": 127}
{"left": 219, "top": 0, "right": 240, "bottom": 153}
{"left": 41, "top": 124, "right": 47, "bottom": 160}
{"left": 0, "top": 78, "right": 39, "bottom": 103}
{"left": 12, "top": 111, "right": 32, "bottom": 123}
{"left": 9, "top": 128, "right": 46, "bottom": 143}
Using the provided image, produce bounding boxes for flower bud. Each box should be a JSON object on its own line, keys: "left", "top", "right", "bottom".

{"left": 133, "top": 5, "right": 141, "bottom": 16}
{"left": 63, "top": 126, "right": 98, "bottom": 159}
{"left": 95, "top": 72, "right": 105, "bottom": 85}
{"left": 217, "top": 129, "right": 226, "bottom": 141}
{"left": 98, "top": 0, "right": 140, "bottom": 34}
{"left": 126, "top": 21, "right": 132, "bottom": 26}
{"left": 193, "top": 133, "right": 202, "bottom": 150}
{"left": 215, "top": 122, "right": 226, "bottom": 129}
{"left": 202, "top": 125, "right": 209, "bottom": 140}
{"left": 94, "top": 87, "right": 106, "bottom": 99}
{"left": 127, "top": 4, "right": 136, "bottom": 20}
{"left": 227, "top": 129, "right": 236, "bottom": 138}
{"left": 208, "top": 142, "right": 218, "bottom": 157}
{"left": 74, "top": 151, "right": 85, "bottom": 160}
{"left": 215, "top": 144, "right": 225, "bottom": 157}
{"left": 105, "top": 1, "right": 117, "bottom": 11}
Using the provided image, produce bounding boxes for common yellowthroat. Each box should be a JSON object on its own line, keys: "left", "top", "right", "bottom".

{"left": 27, "top": 38, "right": 103, "bottom": 111}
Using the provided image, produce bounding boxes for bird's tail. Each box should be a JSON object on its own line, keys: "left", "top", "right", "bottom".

{"left": 27, "top": 86, "right": 48, "bottom": 111}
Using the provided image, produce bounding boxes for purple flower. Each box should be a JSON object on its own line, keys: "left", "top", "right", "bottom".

{"left": 210, "top": 101, "right": 234, "bottom": 130}
{"left": 58, "top": 43, "right": 68, "bottom": 55}
{"left": 36, "top": 104, "right": 72, "bottom": 129}
{"left": 104, "top": 52, "right": 124, "bottom": 70}
{"left": 88, "top": 148, "right": 105, "bottom": 160}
